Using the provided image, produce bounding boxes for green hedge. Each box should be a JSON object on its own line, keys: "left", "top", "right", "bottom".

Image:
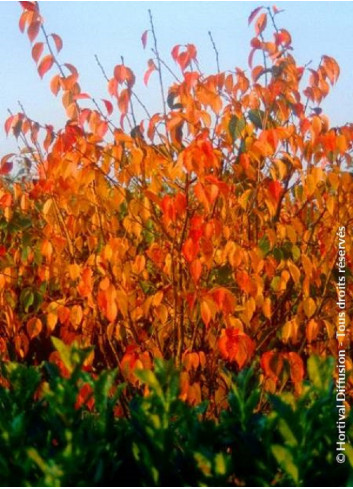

{"left": 0, "top": 342, "right": 352, "bottom": 486}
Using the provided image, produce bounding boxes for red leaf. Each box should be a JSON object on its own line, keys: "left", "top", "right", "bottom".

{"left": 74, "top": 93, "right": 91, "bottom": 100}
{"left": 51, "top": 33, "right": 63, "bottom": 53}
{"left": 20, "top": 1, "right": 38, "bottom": 11}
{"left": 38, "top": 54, "right": 54, "bottom": 78}
{"left": 171, "top": 45, "right": 180, "bottom": 62}
{"left": 275, "top": 29, "right": 291, "bottom": 47}
{"left": 219, "top": 329, "right": 255, "bottom": 369}
{"left": 102, "top": 99, "right": 113, "bottom": 116}
{"left": 255, "top": 13, "right": 267, "bottom": 36}
{"left": 268, "top": 180, "right": 283, "bottom": 202}
{"left": 248, "top": 6, "right": 264, "bottom": 25}
{"left": 141, "top": 30, "right": 148, "bottom": 49}
{"left": 4, "top": 115, "right": 15, "bottom": 136}
{"left": 28, "top": 20, "right": 41, "bottom": 43}
{"left": 31, "top": 42, "right": 44, "bottom": 63}
{"left": 0, "top": 154, "right": 14, "bottom": 175}
{"left": 144, "top": 59, "right": 156, "bottom": 86}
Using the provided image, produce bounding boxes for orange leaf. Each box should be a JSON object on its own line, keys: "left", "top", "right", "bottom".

{"left": 200, "top": 300, "right": 212, "bottom": 327}
{"left": 70, "top": 305, "right": 83, "bottom": 329}
{"left": 31, "top": 42, "right": 44, "bottom": 63}
{"left": 255, "top": 13, "right": 267, "bottom": 36}
{"left": 303, "top": 297, "right": 316, "bottom": 318}
{"left": 190, "top": 259, "right": 202, "bottom": 283}
{"left": 286, "top": 352, "right": 304, "bottom": 384}
{"left": 114, "top": 64, "right": 135, "bottom": 88}
{"left": 182, "top": 237, "right": 199, "bottom": 263}
{"left": 28, "top": 20, "right": 41, "bottom": 43}
{"left": 118, "top": 89, "right": 130, "bottom": 115}
{"left": 47, "top": 311, "right": 58, "bottom": 332}
{"left": 98, "top": 286, "right": 118, "bottom": 323}
{"left": 260, "top": 350, "right": 284, "bottom": 382}
{"left": 50, "top": 74, "right": 60, "bottom": 96}
{"left": 27, "top": 317, "right": 42, "bottom": 340}
{"left": 40, "top": 239, "right": 53, "bottom": 260}
{"left": 19, "top": 11, "right": 29, "bottom": 33}
{"left": 306, "top": 319, "right": 319, "bottom": 343}
{"left": 38, "top": 55, "right": 54, "bottom": 78}
{"left": 219, "top": 329, "right": 255, "bottom": 369}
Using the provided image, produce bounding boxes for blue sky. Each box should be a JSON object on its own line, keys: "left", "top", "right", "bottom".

{"left": 1, "top": 1, "right": 353, "bottom": 154}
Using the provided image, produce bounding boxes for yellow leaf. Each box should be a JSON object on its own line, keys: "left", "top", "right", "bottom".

{"left": 287, "top": 260, "right": 301, "bottom": 285}
{"left": 68, "top": 263, "right": 81, "bottom": 281}
{"left": 323, "top": 320, "right": 335, "bottom": 339}
{"left": 303, "top": 298, "right": 316, "bottom": 318}
{"left": 70, "top": 305, "right": 83, "bottom": 329}
{"left": 326, "top": 195, "right": 335, "bottom": 216}
{"left": 152, "top": 291, "right": 164, "bottom": 307}
{"left": 155, "top": 304, "right": 168, "bottom": 324}
{"left": 238, "top": 189, "right": 252, "bottom": 210}
{"left": 42, "top": 198, "right": 53, "bottom": 216}
{"left": 286, "top": 225, "right": 297, "bottom": 244}
{"left": 116, "top": 290, "right": 128, "bottom": 318}
{"left": 282, "top": 318, "right": 299, "bottom": 344}
{"left": 262, "top": 297, "right": 272, "bottom": 319}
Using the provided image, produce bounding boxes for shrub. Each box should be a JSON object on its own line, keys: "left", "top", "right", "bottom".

{"left": 0, "top": 346, "right": 352, "bottom": 486}
{"left": 0, "top": 3, "right": 352, "bottom": 409}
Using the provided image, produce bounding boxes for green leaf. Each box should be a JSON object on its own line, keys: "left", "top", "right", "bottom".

{"left": 273, "top": 247, "right": 283, "bottom": 262}
{"left": 271, "top": 445, "right": 299, "bottom": 484}
{"left": 248, "top": 109, "right": 265, "bottom": 129}
{"left": 270, "top": 276, "right": 281, "bottom": 291}
{"left": 291, "top": 245, "right": 300, "bottom": 262}
{"left": 51, "top": 337, "right": 74, "bottom": 373}
{"left": 307, "top": 355, "right": 334, "bottom": 392}
{"left": 229, "top": 115, "right": 246, "bottom": 140}
{"left": 136, "top": 369, "right": 162, "bottom": 397}
{"left": 214, "top": 452, "right": 227, "bottom": 476}
{"left": 277, "top": 419, "right": 298, "bottom": 447}
{"left": 20, "top": 288, "right": 34, "bottom": 313}
{"left": 259, "top": 235, "right": 271, "bottom": 256}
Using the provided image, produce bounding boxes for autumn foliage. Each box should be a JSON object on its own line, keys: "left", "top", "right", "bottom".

{"left": 1, "top": 2, "right": 352, "bottom": 412}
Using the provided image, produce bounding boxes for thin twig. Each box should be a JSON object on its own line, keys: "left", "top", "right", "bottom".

{"left": 208, "top": 31, "right": 220, "bottom": 73}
